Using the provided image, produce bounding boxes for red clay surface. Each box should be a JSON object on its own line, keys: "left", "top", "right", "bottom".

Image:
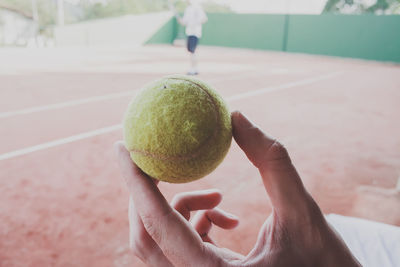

{"left": 0, "top": 45, "right": 400, "bottom": 266}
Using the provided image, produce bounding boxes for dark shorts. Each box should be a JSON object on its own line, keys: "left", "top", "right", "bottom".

{"left": 187, "top": 35, "right": 198, "bottom": 53}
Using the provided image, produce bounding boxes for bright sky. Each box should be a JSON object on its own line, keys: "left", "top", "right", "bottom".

{"left": 63, "top": 0, "right": 329, "bottom": 14}
{"left": 215, "top": 0, "right": 328, "bottom": 14}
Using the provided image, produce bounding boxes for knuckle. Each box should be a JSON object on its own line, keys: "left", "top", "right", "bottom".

{"left": 171, "top": 193, "right": 191, "bottom": 220}
{"left": 267, "top": 141, "right": 289, "bottom": 161}
{"left": 253, "top": 139, "right": 291, "bottom": 169}
{"left": 260, "top": 140, "right": 291, "bottom": 169}
{"left": 140, "top": 212, "right": 164, "bottom": 243}
{"left": 170, "top": 192, "right": 186, "bottom": 208}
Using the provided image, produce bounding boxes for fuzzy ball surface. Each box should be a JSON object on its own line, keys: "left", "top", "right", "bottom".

{"left": 123, "top": 75, "right": 232, "bottom": 183}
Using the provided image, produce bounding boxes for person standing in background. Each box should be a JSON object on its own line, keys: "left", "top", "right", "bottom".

{"left": 171, "top": 0, "right": 208, "bottom": 75}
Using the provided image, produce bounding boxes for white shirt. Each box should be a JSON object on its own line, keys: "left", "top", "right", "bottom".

{"left": 181, "top": 4, "right": 208, "bottom": 38}
{"left": 326, "top": 214, "right": 400, "bottom": 267}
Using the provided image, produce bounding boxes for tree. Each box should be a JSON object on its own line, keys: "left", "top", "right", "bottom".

{"left": 323, "top": 0, "right": 400, "bottom": 14}
{"left": 0, "top": 0, "right": 232, "bottom": 29}
{"left": 0, "top": 0, "right": 56, "bottom": 28}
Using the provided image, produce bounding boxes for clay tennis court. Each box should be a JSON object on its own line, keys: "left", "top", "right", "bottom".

{"left": 1, "top": 45, "right": 399, "bottom": 266}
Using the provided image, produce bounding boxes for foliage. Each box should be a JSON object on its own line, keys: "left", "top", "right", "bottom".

{"left": 80, "top": 0, "right": 167, "bottom": 20}
{"left": 323, "top": 0, "right": 400, "bottom": 14}
{"left": 172, "top": 0, "right": 231, "bottom": 13}
{"left": 200, "top": 1, "right": 231, "bottom": 13}
{"left": 0, "top": 0, "right": 232, "bottom": 28}
{"left": 0, "top": 0, "right": 56, "bottom": 27}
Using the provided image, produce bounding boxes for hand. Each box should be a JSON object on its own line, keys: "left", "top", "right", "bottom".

{"left": 115, "top": 111, "right": 361, "bottom": 267}
{"left": 126, "top": 188, "right": 240, "bottom": 266}
{"left": 167, "top": 1, "right": 182, "bottom": 23}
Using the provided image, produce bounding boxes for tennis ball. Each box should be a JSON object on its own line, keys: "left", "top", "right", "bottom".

{"left": 123, "top": 75, "right": 232, "bottom": 183}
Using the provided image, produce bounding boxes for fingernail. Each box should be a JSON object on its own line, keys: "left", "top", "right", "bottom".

{"left": 233, "top": 111, "right": 252, "bottom": 128}
{"left": 216, "top": 208, "right": 239, "bottom": 220}
{"left": 225, "top": 212, "right": 238, "bottom": 220}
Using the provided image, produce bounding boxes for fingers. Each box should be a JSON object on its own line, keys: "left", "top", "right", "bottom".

{"left": 116, "top": 141, "right": 170, "bottom": 217}
{"left": 231, "top": 111, "right": 310, "bottom": 219}
{"left": 170, "top": 190, "right": 238, "bottom": 245}
{"left": 192, "top": 208, "right": 239, "bottom": 244}
{"left": 115, "top": 141, "right": 205, "bottom": 265}
{"left": 171, "top": 189, "right": 222, "bottom": 220}
{"left": 129, "top": 196, "right": 173, "bottom": 267}
{"left": 129, "top": 179, "right": 160, "bottom": 249}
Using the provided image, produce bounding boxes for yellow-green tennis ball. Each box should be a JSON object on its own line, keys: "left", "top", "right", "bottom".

{"left": 123, "top": 74, "right": 232, "bottom": 183}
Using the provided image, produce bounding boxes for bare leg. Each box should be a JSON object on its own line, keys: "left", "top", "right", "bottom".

{"left": 188, "top": 52, "right": 198, "bottom": 75}
{"left": 397, "top": 176, "right": 400, "bottom": 192}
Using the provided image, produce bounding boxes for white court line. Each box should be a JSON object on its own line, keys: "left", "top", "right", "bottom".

{"left": 0, "top": 72, "right": 342, "bottom": 161}
{"left": 0, "top": 73, "right": 255, "bottom": 119}
{"left": 0, "top": 125, "right": 122, "bottom": 161}
{"left": 0, "top": 91, "right": 136, "bottom": 119}
{"left": 226, "top": 71, "right": 342, "bottom": 102}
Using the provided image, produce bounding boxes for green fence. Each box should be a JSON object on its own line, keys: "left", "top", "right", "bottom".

{"left": 146, "top": 13, "right": 400, "bottom": 63}
{"left": 286, "top": 14, "right": 400, "bottom": 62}
{"left": 145, "top": 17, "right": 177, "bottom": 44}
{"left": 200, "top": 14, "right": 286, "bottom": 51}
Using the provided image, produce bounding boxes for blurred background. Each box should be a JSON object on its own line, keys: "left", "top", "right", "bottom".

{"left": 1, "top": 0, "right": 400, "bottom": 47}
{"left": 0, "top": 0, "right": 399, "bottom": 266}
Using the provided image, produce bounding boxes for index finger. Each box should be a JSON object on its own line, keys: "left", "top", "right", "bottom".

{"left": 231, "top": 112, "right": 315, "bottom": 219}
{"left": 114, "top": 141, "right": 208, "bottom": 266}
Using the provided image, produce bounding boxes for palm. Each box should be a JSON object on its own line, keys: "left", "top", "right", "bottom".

{"left": 116, "top": 111, "right": 361, "bottom": 267}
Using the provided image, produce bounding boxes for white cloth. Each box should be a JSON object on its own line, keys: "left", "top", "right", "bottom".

{"left": 181, "top": 4, "right": 207, "bottom": 38}
{"left": 326, "top": 214, "right": 400, "bottom": 267}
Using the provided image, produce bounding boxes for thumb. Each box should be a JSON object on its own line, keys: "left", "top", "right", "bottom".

{"left": 114, "top": 142, "right": 207, "bottom": 266}
{"left": 232, "top": 111, "right": 311, "bottom": 219}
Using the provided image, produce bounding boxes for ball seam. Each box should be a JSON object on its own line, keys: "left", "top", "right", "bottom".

{"left": 129, "top": 77, "right": 221, "bottom": 162}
